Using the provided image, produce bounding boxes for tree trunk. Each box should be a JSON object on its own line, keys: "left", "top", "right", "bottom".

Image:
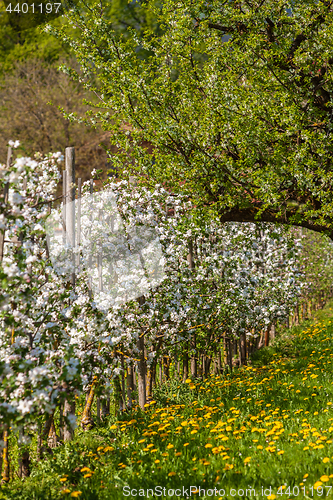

{"left": 182, "top": 352, "right": 189, "bottom": 382}
{"left": 137, "top": 332, "right": 147, "bottom": 410}
{"left": 63, "top": 400, "right": 75, "bottom": 440}
{"left": 265, "top": 325, "right": 270, "bottom": 347}
{"left": 114, "top": 374, "right": 125, "bottom": 413}
{"left": 81, "top": 377, "right": 97, "bottom": 429}
{"left": 163, "top": 357, "right": 170, "bottom": 381}
{"left": 1, "top": 428, "right": 9, "bottom": 483}
{"left": 102, "top": 397, "right": 110, "bottom": 418}
{"left": 126, "top": 364, "right": 134, "bottom": 409}
{"left": 227, "top": 338, "right": 233, "bottom": 372}
{"left": 191, "top": 336, "right": 197, "bottom": 378}
{"left": 159, "top": 363, "right": 163, "bottom": 385}
{"left": 47, "top": 418, "right": 59, "bottom": 449}
{"left": 96, "top": 398, "right": 101, "bottom": 425}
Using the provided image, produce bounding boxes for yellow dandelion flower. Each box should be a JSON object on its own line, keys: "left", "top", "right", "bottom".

{"left": 183, "top": 443, "right": 189, "bottom": 447}
{"left": 257, "top": 445, "right": 263, "bottom": 450}
{"left": 138, "top": 439, "right": 146, "bottom": 444}
{"left": 205, "top": 443, "right": 213, "bottom": 448}
{"left": 60, "top": 478, "right": 67, "bottom": 482}
{"left": 314, "top": 481, "right": 323, "bottom": 490}
{"left": 168, "top": 472, "right": 176, "bottom": 476}
{"left": 61, "top": 489, "right": 71, "bottom": 494}
{"left": 70, "top": 492, "right": 82, "bottom": 498}
{"left": 303, "top": 474, "right": 309, "bottom": 478}
{"left": 110, "top": 425, "right": 117, "bottom": 430}
{"left": 155, "top": 460, "right": 160, "bottom": 464}
{"left": 80, "top": 467, "right": 91, "bottom": 473}
{"left": 167, "top": 444, "right": 174, "bottom": 449}
{"left": 267, "top": 495, "right": 277, "bottom": 500}
{"left": 84, "top": 474, "right": 92, "bottom": 478}
{"left": 277, "top": 450, "right": 284, "bottom": 455}
{"left": 323, "top": 457, "right": 330, "bottom": 463}
{"left": 320, "top": 475, "right": 329, "bottom": 482}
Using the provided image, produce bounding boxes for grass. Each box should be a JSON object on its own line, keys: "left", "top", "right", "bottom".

{"left": 2, "top": 305, "right": 333, "bottom": 499}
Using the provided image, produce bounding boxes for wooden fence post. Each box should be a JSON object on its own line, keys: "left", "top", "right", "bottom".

{"left": 62, "top": 170, "right": 67, "bottom": 246}
{"left": 1, "top": 148, "right": 11, "bottom": 483}
{"left": 62, "top": 147, "right": 76, "bottom": 439}
{"left": 65, "top": 147, "right": 75, "bottom": 288}
{"left": 137, "top": 296, "right": 147, "bottom": 410}
{"left": 76, "top": 178, "right": 82, "bottom": 271}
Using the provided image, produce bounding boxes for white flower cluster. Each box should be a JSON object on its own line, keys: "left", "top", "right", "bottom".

{"left": 0, "top": 145, "right": 328, "bottom": 437}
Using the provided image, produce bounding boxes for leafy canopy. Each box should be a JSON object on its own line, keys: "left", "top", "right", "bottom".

{"left": 51, "top": 0, "right": 333, "bottom": 237}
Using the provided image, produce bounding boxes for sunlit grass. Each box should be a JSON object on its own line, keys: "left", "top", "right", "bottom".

{"left": 3, "top": 306, "right": 333, "bottom": 499}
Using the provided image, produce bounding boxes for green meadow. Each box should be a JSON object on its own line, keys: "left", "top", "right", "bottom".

{"left": 2, "top": 306, "right": 333, "bottom": 500}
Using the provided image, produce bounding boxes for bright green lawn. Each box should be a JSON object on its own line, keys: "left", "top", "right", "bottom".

{"left": 2, "top": 306, "right": 333, "bottom": 499}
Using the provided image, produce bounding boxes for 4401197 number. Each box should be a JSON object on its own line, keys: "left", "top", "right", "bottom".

{"left": 277, "top": 485, "right": 332, "bottom": 496}
{"left": 6, "top": 3, "right": 61, "bottom": 13}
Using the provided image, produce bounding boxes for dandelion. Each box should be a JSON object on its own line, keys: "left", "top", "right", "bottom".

{"left": 320, "top": 475, "right": 329, "bottom": 482}
{"left": 70, "top": 493, "right": 82, "bottom": 498}
{"left": 168, "top": 471, "right": 176, "bottom": 476}
{"left": 244, "top": 456, "right": 251, "bottom": 464}
{"left": 323, "top": 457, "right": 330, "bottom": 463}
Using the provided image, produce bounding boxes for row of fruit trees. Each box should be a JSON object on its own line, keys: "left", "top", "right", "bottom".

{"left": 0, "top": 143, "right": 333, "bottom": 479}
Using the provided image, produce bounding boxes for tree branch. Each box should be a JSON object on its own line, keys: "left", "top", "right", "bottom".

{"left": 220, "top": 205, "right": 333, "bottom": 239}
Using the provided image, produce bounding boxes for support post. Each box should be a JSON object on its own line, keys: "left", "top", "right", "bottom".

{"left": 65, "top": 147, "right": 75, "bottom": 288}
{"left": 137, "top": 297, "right": 147, "bottom": 410}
